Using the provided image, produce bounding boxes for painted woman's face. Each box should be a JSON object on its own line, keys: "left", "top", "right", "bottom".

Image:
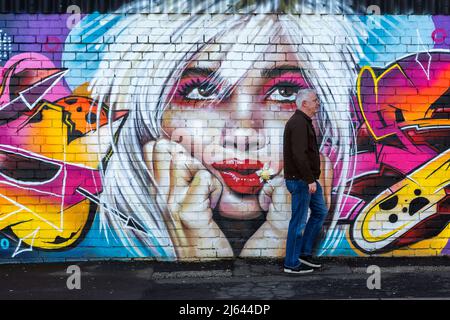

{"left": 161, "top": 30, "right": 311, "bottom": 219}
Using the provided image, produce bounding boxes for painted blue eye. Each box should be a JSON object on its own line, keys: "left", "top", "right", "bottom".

{"left": 266, "top": 83, "right": 300, "bottom": 102}
{"left": 179, "top": 79, "right": 222, "bottom": 101}
{"left": 186, "top": 86, "right": 220, "bottom": 100}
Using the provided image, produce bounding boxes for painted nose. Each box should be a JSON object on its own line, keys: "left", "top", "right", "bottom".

{"left": 221, "top": 123, "right": 267, "bottom": 152}
{"left": 221, "top": 85, "right": 268, "bottom": 151}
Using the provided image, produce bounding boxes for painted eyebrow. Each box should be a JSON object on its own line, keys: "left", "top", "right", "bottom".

{"left": 181, "top": 66, "right": 305, "bottom": 81}
{"left": 180, "top": 67, "right": 217, "bottom": 78}
{"left": 261, "top": 65, "right": 305, "bottom": 78}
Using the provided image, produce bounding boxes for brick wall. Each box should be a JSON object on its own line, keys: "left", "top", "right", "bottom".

{"left": 0, "top": 0, "right": 449, "bottom": 263}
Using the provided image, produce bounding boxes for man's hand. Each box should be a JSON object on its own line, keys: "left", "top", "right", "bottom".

{"left": 144, "top": 138, "right": 233, "bottom": 260}
{"left": 309, "top": 181, "right": 317, "bottom": 194}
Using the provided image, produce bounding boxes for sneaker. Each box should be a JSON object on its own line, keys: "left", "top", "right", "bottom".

{"left": 299, "top": 256, "right": 322, "bottom": 268}
{"left": 283, "top": 264, "right": 314, "bottom": 274}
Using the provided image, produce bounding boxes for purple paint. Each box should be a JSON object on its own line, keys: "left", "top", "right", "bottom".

{"left": 6, "top": 14, "right": 86, "bottom": 68}
{"left": 432, "top": 16, "right": 450, "bottom": 49}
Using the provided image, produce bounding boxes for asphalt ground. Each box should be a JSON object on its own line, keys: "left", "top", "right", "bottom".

{"left": 1, "top": 257, "right": 450, "bottom": 301}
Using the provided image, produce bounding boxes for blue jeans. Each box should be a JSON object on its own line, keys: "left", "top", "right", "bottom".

{"left": 284, "top": 179, "right": 328, "bottom": 268}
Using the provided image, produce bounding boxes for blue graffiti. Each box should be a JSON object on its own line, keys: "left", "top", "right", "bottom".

{"left": 0, "top": 238, "right": 9, "bottom": 250}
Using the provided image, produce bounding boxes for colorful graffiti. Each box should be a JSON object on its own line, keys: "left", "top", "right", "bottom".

{"left": 0, "top": 0, "right": 449, "bottom": 262}
{"left": 349, "top": 52, "right": 450, "bottom": 254}
{"left": 0, "top": 53, "right": 128, "bottom": 255}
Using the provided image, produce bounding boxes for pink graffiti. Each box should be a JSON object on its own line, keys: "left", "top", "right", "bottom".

{"left": 0, "top": 53, "right": 71, "bottom": 109}
{"left": 432, "top": 28, "right": 447, "bottom": 44}
{"left": 43, "top": 36, "right": 63, "bottom": 52}
{"left": 0, "top": 144, "right": 102, "bottom": 209}
{"left": 0, "top": 53, "right": 102, "bottom": 213}
{"left": 336, "top": 52, "right": 450, "bottom": 221}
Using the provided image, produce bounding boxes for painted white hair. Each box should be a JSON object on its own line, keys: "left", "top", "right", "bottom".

{"left": 82, "top": 0, "right": 367, "bottom": 258}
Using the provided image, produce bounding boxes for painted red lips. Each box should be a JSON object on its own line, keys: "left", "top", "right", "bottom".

{"left": 212, "top": 159, "right": 264, "bottom": 195}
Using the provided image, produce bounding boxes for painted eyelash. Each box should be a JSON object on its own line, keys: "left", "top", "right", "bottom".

{"left": 177, "top": 79, "right": 303, "bottom": 102}
{"left": 265, "top": 80, "right": 305, "bottom": 99}
{"left": 177, "top": 78, "right": 220, "bottom": 99}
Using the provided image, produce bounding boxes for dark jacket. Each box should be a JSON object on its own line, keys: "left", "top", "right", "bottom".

{"left": 283, "top": 110, "right": 321, "bottom": 184}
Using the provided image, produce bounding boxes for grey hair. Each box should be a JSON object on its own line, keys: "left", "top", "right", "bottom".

{"left": 295, "top": 89, "right": 318, "bottom": 110}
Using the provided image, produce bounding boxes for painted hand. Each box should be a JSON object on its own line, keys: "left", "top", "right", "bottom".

{"left": 240, "top": 171, "right": 290, "bottom": 257}
{"left": 144, "top": 138, "right": 233, "bottom": 260}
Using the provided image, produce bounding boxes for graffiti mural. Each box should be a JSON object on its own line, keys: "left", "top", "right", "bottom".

{"left": 348, "top": 52, "right": 450, "bottom": 255}
{"left": 0, "top": 53, "right": 128, "bottom": 256}
{"left": 0, "top": 0, "right": 449, "bottom": 262}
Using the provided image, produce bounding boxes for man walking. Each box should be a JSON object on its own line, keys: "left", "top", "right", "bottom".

{"left": 283, "top": 89, "right": 328, "bottom": 274}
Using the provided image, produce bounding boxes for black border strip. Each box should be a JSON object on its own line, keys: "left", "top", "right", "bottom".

{"left": 0, "top": 0, "right": 449, "bottom": 14}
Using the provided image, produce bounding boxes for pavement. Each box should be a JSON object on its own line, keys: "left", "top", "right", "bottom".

{"left": 1, "top": 257, "right": 450, "bottom": 300}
